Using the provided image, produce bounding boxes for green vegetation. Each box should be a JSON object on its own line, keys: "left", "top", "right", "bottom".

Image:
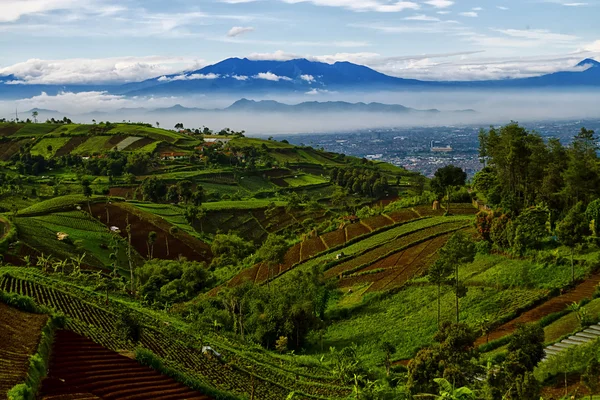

{"left": 4, "top": 119, "right": 600, "bottom": 398}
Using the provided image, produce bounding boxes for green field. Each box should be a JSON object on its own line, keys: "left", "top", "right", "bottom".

{"left": 284, "top": 174, "right": 328, "bottom": 187}
{"left": 71, "top": 136, "right": 113, "bottom": 155}
{"left": 30, "top": 137, "right": 71, "bottom": 158}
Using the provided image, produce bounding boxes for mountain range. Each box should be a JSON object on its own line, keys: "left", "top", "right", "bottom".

{"left": 1, "top": 58, "right": 599, "bottom": 100}
{"left": 34, "top": 99, "right": 476, "bottom": 118}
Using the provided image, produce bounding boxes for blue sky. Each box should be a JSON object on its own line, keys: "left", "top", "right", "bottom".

{"left": 0, "top": 0, "right": 599, "bottom": 83}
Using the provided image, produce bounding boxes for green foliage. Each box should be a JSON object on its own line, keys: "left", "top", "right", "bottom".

{"left": 508, "top": 207, "right": 549, "bottom": 255}
{"left": 210, "top": 233, "right": 254, "bottom": 269}
{"left": 134, "top": 348, "right": 244, "bottom": 400}
{"left": 138, "top": 259, "right": 213, "bottom": 306}
{"left": 407, "top": 322, "right": 479, "bottom": 395}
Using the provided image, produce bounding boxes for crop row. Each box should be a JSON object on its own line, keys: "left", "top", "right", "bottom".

{"left": 0, "top": 272, "right": 349, "bottom": 399}
{"left": 325, "top": 221, "right": 468, "bottom": 279}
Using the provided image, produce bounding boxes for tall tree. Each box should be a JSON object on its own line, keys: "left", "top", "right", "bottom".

{"left": 563, "top": 128, "right": 600, "bottom": 205}
{"left": 431, "top": 165, "right": 467, "bottom": 215}
{"left": 556, "top": 202, "right": 589, "bottom": 283}
{"left": 428, "top": 259, "right": 453, "bottom": 328}
{"left": 147, "top": 231, "right": 157, "bottom": 260}
{"left": 582, "top": 358, "right": 600, "bottom": 400}
{"left": 437, "top": 231, "right": 475, "bottom": 323}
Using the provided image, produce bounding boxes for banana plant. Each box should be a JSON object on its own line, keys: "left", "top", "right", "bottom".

{"left": 433, "top": 378, "right": 475, "bottom": 400}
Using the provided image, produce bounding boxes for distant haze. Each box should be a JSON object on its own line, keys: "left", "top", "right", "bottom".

{"left": 2, "top": 89, "right": 600, "bottom": 134}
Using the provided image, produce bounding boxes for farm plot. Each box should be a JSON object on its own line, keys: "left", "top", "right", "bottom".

{"left": 321, "top": 229, "right": 346, "bottom": 248}
{"left": 361, "top": 215, "right": 394, "bottom": 231}
{"left": 271, "top": 216, "right": 473, "bottom": 288}
{"left": 71, "top": 136, "right": 113, "bottom": 155}
{"left": 0, "top": 302, "right": 48, "bottom": 396}
{"left": 11, "top": 124, "right": 58, "bottom": 137}
{"left": 122, "top": 137, "right": 154, "bottom": 151}
{"left": 91, "top": 203, "right": 212, "bottom": 263}
{"left": 0, "top": 139, "right": 29, "bottom": 161}
{"left": 40, "top": 330, "right": 210, "bottom": 400}
{"left": 345, "top": 222, "right": 371, "bottom": 241}
{"left": 0, "top": 272, "right": 350, "bottom": 400}
{"left": 386, "top": 209, "right": 420, "bottom": 223}
{"left": 30, "top": 137, "right": 72, "bottom": 158}
{"left": 54, "top": 136, "right": 88, "bottom": 157}
{"left": 325, "top": 222, "right": 467, "bottom": 280}
{"left": 0, "top": 123, "right": 22, "bottom": 136}
{"left": 283, "top": 174, "right": 328, "bottom": 187}
{"left": 111, "top": 135, "right": 141, "bottom": 151}
{"left": 300, "top": 237, "right": 327, "bottom": 261}
{"left": 412, "top": 205, "right": 445, "bottom": 217}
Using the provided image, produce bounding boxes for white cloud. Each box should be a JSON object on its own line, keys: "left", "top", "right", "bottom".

{"left": 232, "top": 75, "right": 249, "bottom": 80}
{"left": 459, "top": 11, "right": 478, "bottom": 17}
{"left": 279, "top": 0, "right": 420, "bottom": 12}
{"left": 424, "top": 0, "right": 454, "bottom": 8}
{"left": 0, "top": 56, "right": 207, "bottom": 85}
{"left": 300, "top": 74, "right": 316, "bottom": 82}
{"left": 496, "top": 6, "right": 509, "bottom": 10}
{"left": 0, "top": 0, "right": 110, "bottom": 23}
{"left": 227, "top": 26, "right": 255, "bottom": 37}
{"left": 158, "top": 73, "right": 220, "bottom": 82}
{"left": 305, "top": 88, "right": 331, "bottom": 95}
{"left": 253, "top": 72, "right": 293, "bottom": 81}
{"left": 492, "top": 28, "right": 579, "bottom": 43}
{"left": 404, "top": 14, "right": 440, "bottom": 21}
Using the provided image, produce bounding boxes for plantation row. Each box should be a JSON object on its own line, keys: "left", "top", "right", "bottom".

{"left": 0, "top": 272, "right": 351, "bottom": 400}
{"left": 41, "top": 330, "right": 210, "bottom": 400}
{"left": 271, "top": 216, "right": 474, "bottom": 289}
{"left": 0, "top": 302, "right": 49, "bottom": 396}
{"left": 221, "top": 210, "right": 426, "bottom": 292}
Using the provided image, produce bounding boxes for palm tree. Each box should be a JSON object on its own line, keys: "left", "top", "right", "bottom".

{"left": 147, "top": 231, "right": 157, "bottom": 260}
{"left": 70, "top": 253, "right": 86, "bottom": 276}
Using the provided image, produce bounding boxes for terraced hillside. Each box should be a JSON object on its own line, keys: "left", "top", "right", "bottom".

{"left": 0, "top": 302, "right": 48, "bottom": 397}
{"left": 41, "top": 330, "right": 210, "bottom": 400}
{"left": 0, "top": 269, "right": 351, "bottom": 400}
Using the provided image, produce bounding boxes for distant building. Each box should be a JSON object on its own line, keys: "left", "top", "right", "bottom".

{"left": 204, "top": 138, "right": 231, "bottom": 144}
{"left": 430, "top": 140, "right": 453, "bottom": 152}
{"left": 160, "top": 152, "right": 188, "bottom": 160}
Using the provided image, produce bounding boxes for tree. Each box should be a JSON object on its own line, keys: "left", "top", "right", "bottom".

{"left": 174, "top": 123, "right": 184, "bottom": 130}
{"left": 407, "top": 322, "right": 479, "bottom": 395}
{"left": 428, "top": 259, "right": 453, "bottom": 328}
{"left": 433, "top": 378, "right": 475, "bottom": 400}
{"left": 147, "top": 231, "right": 157, "bottom": 260}
{"left": 81, "top": 178, "right": 93, "bottom": 214}
{"left": 586, "top": 199, "right": 600, "bottom": 238}
{"left": 32, "top": 111, "right": 38, "bottom": 123}
{"left": 556, "top": 202, "right": 589, "bottom": 283}
{"left": 382, "top": 341, "right": 396, "bottom": 377}
{"left": 126, "top": 215, "right": 134, "bottom": 294}
{"left": 430, "top": 165, "right": 467, "bottom": 215}
{"left": 582, "top": 358, "right": 600, "bottom": 400}
{"left": 437, "top": 231, "right": 475, "bottom": 323}
{"left": 257, "top": 234, "right": 288, "bottom": 287}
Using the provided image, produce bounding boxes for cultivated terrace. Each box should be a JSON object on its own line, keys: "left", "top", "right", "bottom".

{"left": 1, "top": 119, "right": 600, "bottom": 399}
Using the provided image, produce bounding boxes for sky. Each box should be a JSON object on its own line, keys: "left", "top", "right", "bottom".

{"left": 0, "top": 0, "right": 599, "bottom": 84}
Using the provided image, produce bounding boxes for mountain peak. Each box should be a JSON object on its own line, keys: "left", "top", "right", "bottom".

{"left": 577, "top": 58, "right": 600, "bottom": 68}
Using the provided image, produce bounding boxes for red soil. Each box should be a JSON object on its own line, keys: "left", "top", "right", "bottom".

{"left": 54, "top": 136, "right": 87, "bottom": 157}
{"left": 361, "top": 215, "right": 394, "bottom": 231}
{"left": 90, "top": 203, "right": 211, "bottom": 263}
{"left": 0, "top": 303, "right": 48, "bottom": 394}
{"left": 40, "top": 330, "right": 211, "bottom": 400}
{"left": 345, "top": 222, "right": 371, "bottom": 241}
{"left": 475, "top": 273, "right": 600, "bottom": 346}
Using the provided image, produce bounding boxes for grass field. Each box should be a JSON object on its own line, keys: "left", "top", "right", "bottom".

{"left": 30, "top": 137, "right": 71, "bottom": 158}
{"left": 284, "top": 174, "right": 328, "bottom": 187}
{"left": 71, "top": 136, "right": 113, "bottom": 155}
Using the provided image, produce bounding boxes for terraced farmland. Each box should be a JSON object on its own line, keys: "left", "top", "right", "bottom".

{"left": 0, "top": 302, "right": 48, "bottom": 397}
{"left": 40, "top": 330, "right": 210, "bottom": 400}
{"left": 0, "top": 271, "right": 350, "bottom": 400}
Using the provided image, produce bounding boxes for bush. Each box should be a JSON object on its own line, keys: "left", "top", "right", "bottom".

{"left": 476, "top": 240, "right": 492, "bottom": 255}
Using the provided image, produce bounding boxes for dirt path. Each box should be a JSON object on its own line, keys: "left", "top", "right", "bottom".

{"left": 475, "top": 273, "right": 600, "bottom": 346}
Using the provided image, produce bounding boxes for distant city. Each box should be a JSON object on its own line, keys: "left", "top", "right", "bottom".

{"left": 277, "top": 119, "right": 600, "bottom": 178}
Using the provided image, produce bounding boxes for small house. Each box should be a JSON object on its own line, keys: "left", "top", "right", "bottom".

{"left": 110, "top": 226, "right": 121, "bottom": 233}
{"left": 57, "top": 232, "right": 69, "bottom": 241}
